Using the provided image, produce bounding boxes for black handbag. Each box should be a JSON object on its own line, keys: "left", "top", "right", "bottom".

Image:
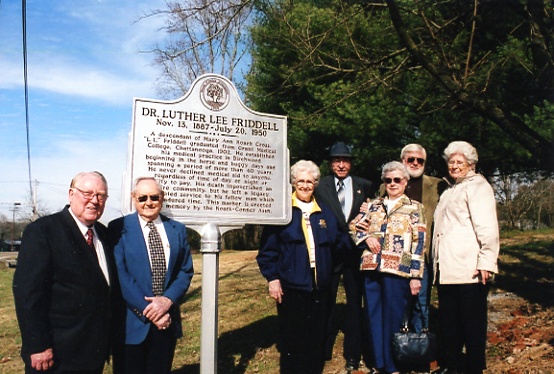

{"left": 392, "top": 296, "right": 437, "bottom": 365}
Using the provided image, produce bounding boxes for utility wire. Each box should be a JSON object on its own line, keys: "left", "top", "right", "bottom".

{"left": 22, "top": 0, "right": 36, "bottom": 218}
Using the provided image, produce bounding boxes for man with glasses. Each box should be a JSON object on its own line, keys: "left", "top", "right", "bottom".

{"left": 399, "top": 144, "right": 446, "bottom": 335}
{"left": 315, "top": 142, "right": 373, "bottom": 373}
{"left": 109, "top": 177, "right": 193, "bottom": 374}
{"left": 13, "top": 171, "right": 119, "bottom": 373}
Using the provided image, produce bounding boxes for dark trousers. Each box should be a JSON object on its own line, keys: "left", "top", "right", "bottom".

{"left": 324, "top": 266, "right": 371, "bottom": 366}
{"left": 23, "top": 355, "right": 104, "bottom": 374}
{"left": 437, "top": 283, "right": 490, "bottom": 374}
{"left": 342, "top": 266, "right": 372, "bottom": 365}
{"left": 24, "top": 363, "right": 103, "bottom": 374}
{"left": 277, "top": 287, "right": 329, "bottom": 374}
{"left": 123, "top": 325, "right": 177, "bottom": 374}
{"left": 324, "top": 270, "right": 341, "bottom": 359}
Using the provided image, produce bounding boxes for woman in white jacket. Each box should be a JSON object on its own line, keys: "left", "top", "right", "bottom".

{"left": 432, "top": 141, "right": 499, "bottom": 374}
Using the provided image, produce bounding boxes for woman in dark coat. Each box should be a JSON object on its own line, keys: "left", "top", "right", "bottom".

{"left": 257, "top": 160, "right": 347, "bottom": 374}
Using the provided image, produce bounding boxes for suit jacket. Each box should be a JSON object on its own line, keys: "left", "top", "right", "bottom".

{"left": 109, "top": 213, "right": 194, "bottom": 345}
{"left": 315, "top": 175, "right": 373, "bottom": 269}
{"left": 13, "top": 206, "right": 117, "bottom": 371}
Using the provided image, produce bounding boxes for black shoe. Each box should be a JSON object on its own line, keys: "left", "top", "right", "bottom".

{"left": 345, "top": 359, "right": 359, "bottom": 372}
{"left": 433, "top": 368, "right": 459, "bottom": 374}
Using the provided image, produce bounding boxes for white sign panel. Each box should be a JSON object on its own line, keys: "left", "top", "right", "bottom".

{"left": 124, "top": 74, "right": 290, "bottom": 227}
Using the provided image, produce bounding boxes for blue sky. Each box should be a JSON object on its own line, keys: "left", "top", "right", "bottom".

{"left": 0, "top": 0, "right": 171, "bottom": 223}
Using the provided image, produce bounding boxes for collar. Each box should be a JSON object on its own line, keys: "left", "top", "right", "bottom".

{"left": 68, "top": 207, "right": 95, "bottom": 236}
{"left": 292, "top": 191, "right": 322, "bottom": 213}
{"left": 137, "top": 214, "right": 163, "bottom": 229}
{"left": 375, "top": 194, "right": 412, "bottom": 207}
{"left": 334, "top": 175, "right": 352, "bottom": 186}
{"left": 445, "top": 170, "right": 477, "bottom": 186}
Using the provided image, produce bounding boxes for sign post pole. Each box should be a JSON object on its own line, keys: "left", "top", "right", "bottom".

{"left": 199, "top": 223, "right": 221, "bottom": 374}
{"left": 125, "top": 74, "right": 291, "bottom": 372}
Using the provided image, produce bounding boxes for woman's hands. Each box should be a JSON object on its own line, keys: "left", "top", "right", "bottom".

{"left": 365, "top": 237, "right": 381, "bottom": 253}
{"left": 268, "top": 279, "right": 283, "bottom": 303}
{"left": 409, "top": 279, "right": 421, "bottom": 296}
{"left": 474, "top": 269, "right": 493, "bottom": 284}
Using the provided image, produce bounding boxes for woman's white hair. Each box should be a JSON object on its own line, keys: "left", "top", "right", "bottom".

{"left": 443, "top": 141, "right": 479, "bottom": 165}
{"left": 381, "top": 161, "right": 410, "bottom": 180}
{"left": 290, "top": 160, "right": 320, "bottom": 186}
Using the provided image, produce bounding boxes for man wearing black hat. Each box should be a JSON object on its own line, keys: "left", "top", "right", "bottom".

{"left": 315, "top": 142, "right": 373, "bottom": 373}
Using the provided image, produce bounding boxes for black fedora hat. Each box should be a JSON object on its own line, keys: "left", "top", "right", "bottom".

{"left": 329, "top": 142, "right": 353, "bottom": 158}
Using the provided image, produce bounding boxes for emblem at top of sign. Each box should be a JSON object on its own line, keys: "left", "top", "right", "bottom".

{"left": 199, "top": 77, "right": 231, "bottom": 111}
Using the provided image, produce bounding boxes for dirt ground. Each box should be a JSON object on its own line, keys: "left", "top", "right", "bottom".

{"left": 2, "top": 232, "right": 551, "bottom": 374}
{"left": 320, "top": 231, "right": 554, "bottom": 374}
{"left": 222, "top": 231, "right": 554, "bottom": 374}
{"left": 318, "top": 288, "right": 554, "bottom": 374}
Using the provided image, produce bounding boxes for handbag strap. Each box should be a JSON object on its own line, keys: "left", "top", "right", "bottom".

{"left": 415, "top": 295, "right": 430, "bottom": 331}
{"left": 402, "top": 287, "right": 430, "bottom": 332}
{"left": 401, "top": 299, "right": 410, "bottom": 332}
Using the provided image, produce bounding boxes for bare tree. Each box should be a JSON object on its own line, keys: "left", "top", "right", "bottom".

{"left": 494, "top": 173, "right": 534, "bottom": 229}
{"left": 527, "top": 179, "right": 554, "bottom": 228}
{"left": 495, "top": 172, "right": 554, "bottom": 229}
{"left": 147, "top": 0, "right": 254, "bottom": 99}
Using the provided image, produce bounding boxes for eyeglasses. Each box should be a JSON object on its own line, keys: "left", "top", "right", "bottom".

{"left": 295, "top": 179, "right": 315, "bottom": 187}
{"left": 136, "top": 194, "right": 161, "bottom": 203}
{"left": 448, "top": 160, "right": 467, "bottom": 166}
{"left": 73, "top": 187, "right": 108, "bottom": 202}
{"left": 406, "top": 157, "right": 425, "bottom": 164}
{"left": 384, "top": 177, "right": 404, "bottom": 184}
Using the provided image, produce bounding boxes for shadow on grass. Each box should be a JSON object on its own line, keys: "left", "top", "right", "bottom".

{"left": 493, "top": 240, "right": 554, "bottom": 308}
{"left": 172, "top": 315, "right": 278, "bottom": 374}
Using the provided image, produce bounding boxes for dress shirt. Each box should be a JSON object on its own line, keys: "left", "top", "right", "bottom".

{"left": 335, "top": 175, "right": 353, "bottom": 219}
{"left": 68, "top": 208, "right": 110, "bottom": 285}
{"left": 138, "top": 215, "right": 170, "bottom": 270}
{"left": 297, "top": 199, "right": 316, "bottom": 268}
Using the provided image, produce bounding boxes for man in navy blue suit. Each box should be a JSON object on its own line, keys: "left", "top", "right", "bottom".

{"left": 109, "top": 177, "right": 194, "bottom": 374}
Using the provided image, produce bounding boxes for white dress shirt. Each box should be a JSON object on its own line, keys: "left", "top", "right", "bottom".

{"left": 69, "top": 208, "right": 110, "bottom": 285}
{"left": 335, "top": 175, "right": 353, "bottom": 220}
{"left": 138, "top": 215, "right": 170, "bottom": 270}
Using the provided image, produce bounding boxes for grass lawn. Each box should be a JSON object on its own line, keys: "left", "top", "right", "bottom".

{"left": 0, "top": 228, "right": 552, "bottom": 373}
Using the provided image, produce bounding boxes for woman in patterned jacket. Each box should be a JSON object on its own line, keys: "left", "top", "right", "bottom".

{"left": 350, "top": 161, "right": 426, "bottom": 374}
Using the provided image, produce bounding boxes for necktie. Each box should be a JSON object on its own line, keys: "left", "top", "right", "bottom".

{"left": 147, "top": 222, "right": 166, "bottom": 296}
{"left": 337, "top": 180, "right": 346, "bottom": 218}
{"left": 86, "top": 228, "right": 95, "bottom": 249}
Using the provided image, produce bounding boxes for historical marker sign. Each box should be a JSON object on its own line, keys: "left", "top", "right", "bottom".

{"left": 124, "top": 74, "right": 290, "bottom": 227}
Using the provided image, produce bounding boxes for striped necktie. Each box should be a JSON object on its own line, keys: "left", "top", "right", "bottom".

{"left": 337, "top": 180, "right": 346, "bottom": 219}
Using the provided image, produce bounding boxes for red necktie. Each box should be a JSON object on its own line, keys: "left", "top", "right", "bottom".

{"left": 86, "top": 228, "right": 95, "bottom": 249}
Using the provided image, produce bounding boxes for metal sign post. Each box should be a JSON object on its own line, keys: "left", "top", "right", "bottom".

{"left": 124, "top": 74, "right": 290, "bottom": 374}
{"left": 199, "top": 223, "right": 221, "bottom": 374}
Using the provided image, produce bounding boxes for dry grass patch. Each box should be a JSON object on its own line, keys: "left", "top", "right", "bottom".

{"left": 0, "top": 228, "right": 552, "bottom": 373}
